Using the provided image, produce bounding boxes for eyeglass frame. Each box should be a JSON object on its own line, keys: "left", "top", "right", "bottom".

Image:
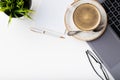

{"left": 86, "top": 50, "right": 110, "bottom": 80}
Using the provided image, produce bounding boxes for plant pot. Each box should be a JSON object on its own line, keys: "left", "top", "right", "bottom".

{"left": 4, "top": 0, "right": 32, "bottom": 18}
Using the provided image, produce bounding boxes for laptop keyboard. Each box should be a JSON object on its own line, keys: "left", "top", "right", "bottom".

{"left": 101, "top": 0, "right": 120, "bottom": 38}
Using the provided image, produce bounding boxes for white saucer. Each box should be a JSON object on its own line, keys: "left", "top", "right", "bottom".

{"left": 64, "top": 0, "right": 107, "bottom": 41}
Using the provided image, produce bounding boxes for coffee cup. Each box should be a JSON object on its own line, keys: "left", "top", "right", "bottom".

{"left": 73, "top": 3, "right": 101, "bottom": 31}
{"left": 64, "top": 0, "right": 107, "bottom": 41}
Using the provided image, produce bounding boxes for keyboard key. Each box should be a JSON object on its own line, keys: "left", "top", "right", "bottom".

{"left": 113, "top": 11, "right": 118, "bottom": 15}
{"left": 117, "top": 1, "right": 120, "bottom": 5}
{"left": 110, "top": 7, "right": 115, "bottom": 12}
{"left": 108, "top": 13, "right": 113, "bottom": 17}
{"left": 113, "top": 2, "right": 118, "bottom": 7}
{"left": 108, "top": 20, "right": 113, "bottom": 24}
{"left": 116, "top": 0, "right": 119, "bottom": 2}
{"left": 117, "top": 15, "right": 120, "bottom": 20}
{"left": 111, "top": 24, "right": 116, "bottom": 28}
{"left": 111, "top": 17, "right": 116, "bottom": 21}
{"left": 117, "top": 7, "right": 120, "bottom": 11}
{"left": 115, "top": 21, "right": 120, "bottom": 25}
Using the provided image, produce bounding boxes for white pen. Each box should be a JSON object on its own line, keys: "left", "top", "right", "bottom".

{"left": 30, "top": 27, "right": 65, "bottom": 39}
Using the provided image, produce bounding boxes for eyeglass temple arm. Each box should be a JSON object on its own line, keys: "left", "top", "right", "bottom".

{"left": 101, "top": 65, "right": 110, "bottom": 80}
{"left": 86, "top": 50, "right": 100, "bottom": 63}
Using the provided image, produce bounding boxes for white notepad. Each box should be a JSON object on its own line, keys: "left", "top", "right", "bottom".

{"left": 31, "top": 0, "right": 73, "bottom": 34}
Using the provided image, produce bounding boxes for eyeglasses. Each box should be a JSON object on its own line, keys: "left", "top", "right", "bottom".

{"left": 86, "top": 50, "right": 110, "bottom": 80}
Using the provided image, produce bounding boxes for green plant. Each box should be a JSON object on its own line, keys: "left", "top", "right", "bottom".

{"left": 0, "top": 0, "right": 33, "bottom": 23}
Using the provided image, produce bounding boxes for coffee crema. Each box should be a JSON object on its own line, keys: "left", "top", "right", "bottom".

{"left": 73, "top": 3, "right": 101, "bottom": 31}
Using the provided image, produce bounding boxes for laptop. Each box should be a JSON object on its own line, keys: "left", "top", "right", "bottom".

{"left": 88, "top": 0, "right": 120, "bottom": 80}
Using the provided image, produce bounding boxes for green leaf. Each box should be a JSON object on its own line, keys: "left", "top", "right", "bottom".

{"left": 8, "top": 13, "right": 12, "bottom": 24}
{"left": 25, "top": 14, "right": 32, "bottom": 19}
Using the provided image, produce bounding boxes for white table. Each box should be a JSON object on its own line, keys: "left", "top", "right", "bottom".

{"left": 0, "top": 0, "right": 114, "bottom": 80}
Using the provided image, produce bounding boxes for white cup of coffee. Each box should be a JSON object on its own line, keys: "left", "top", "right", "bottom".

{"left": 65, "top": 0, "right": 102, "bottom": 32}
{"left": 73, "top": 3, "right": 101, "bottom": 31}
{"left": 64, "top": 0, "right": 107, "bottom": 41}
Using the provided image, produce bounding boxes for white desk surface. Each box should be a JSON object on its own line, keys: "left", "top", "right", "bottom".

{"left": 0, "top": 0, "right": 114, "bottom": 80}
